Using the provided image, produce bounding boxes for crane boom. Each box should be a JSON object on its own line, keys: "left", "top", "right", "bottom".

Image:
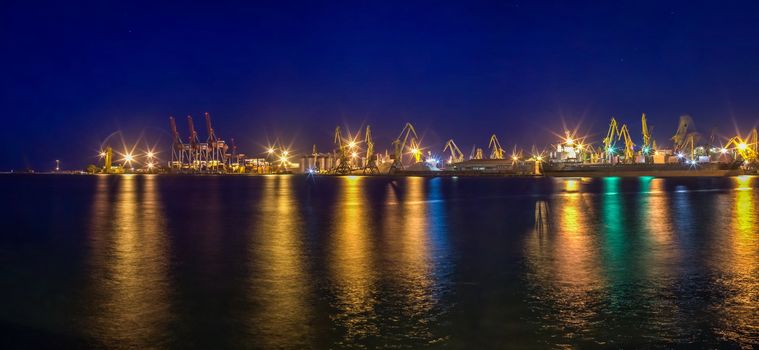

{"left": 488, "top": 134, "right": 504, "bottom": 159}
{"left": 443, "top": 139, "right": 464, "bottom": 163}
{"left": 187, "top": 115, "right": 199, "bottom": 146}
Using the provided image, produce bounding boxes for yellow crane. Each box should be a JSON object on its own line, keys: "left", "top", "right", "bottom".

{"left": 473, "top": 148, "right": 483, "bottom": 160}
{"left": 724, "top": 128, "right": 758, "bottom": 162}
{"left": 603, "top": 117, "right": 620, "bottom": 161}
{"left": 333, "top": 126, "right": 352, "bottom": 174}
{"left": 618, "top": 124, "right": 636, "bottom": 162}
{"left": 443, "top": 139, "right": 465, "bottom": 164}
{"left": 641, "top": 113, "right": 653, "bottom": 155}
{"left": 391, "top": 122, "right": 418, "bottom": 171}
{"left": 488, "top": 134, "right": 505, "bottom": 159}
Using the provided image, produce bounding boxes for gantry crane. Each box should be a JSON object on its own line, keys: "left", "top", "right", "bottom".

{"left": 363, "top": 125, "right": 378, "bottom": 174}
{"left": 391, "top": 122, "right": 418, "bottom": 171}
{"left": 443, "top": 139, "right": 465, "bottom": 164}
{"left": 488, "top": 134, "right": 504, "bottom": 159}
{"left": 187, "top": 115, "right": 203, "bottom": 169}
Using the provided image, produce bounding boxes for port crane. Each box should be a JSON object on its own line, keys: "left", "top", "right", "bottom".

{"left": 603, "top": 117, "right": 620, "bottom": 162}
{"left": 187, "top": 115, "right": 204, "bottom": 169}
{"left": 443, "top": 139, "right": 465, "bottom": 164}
{"left": 672, "top": 115, "right": 699, "bottom": 157}
{"left": 363, "top": 125, "right": 378, "bottom": 174}
{"left": 391, "top": 122, "right": 418, "bottom": 171}
{"left": 333, "top": 126, "right": 353, "bottom": 174}
{"left": 410, "top": 138, "right": 422, "bottom": 163}
{"left": 169, "top": 116, "right": 186, "bottom": 169}
{"left": 618, "top": 124, "right": 636, "bottom": 162}
{"left": 205, "top": 112, "right": 227, "bottom": 172}
{"left": 640, "top": 113, "right": 653, "bottom": 156}
{"left": 489, "top": 134, "right": 505, "bottom": 159}
{"left": 724, "top": 128, "right": 758, "bottom": 163}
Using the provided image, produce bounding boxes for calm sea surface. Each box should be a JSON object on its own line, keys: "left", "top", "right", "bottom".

{"left": 0, "top": 175, "right": 757, "bottom": 348}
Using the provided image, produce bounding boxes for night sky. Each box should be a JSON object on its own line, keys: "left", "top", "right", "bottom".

{"left": 2, "top": 1, "right": 759, "bottom": 170}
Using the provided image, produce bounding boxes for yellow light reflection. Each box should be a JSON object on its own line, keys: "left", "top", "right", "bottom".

{"left": 86, "top": 175, "right": 170, "bottom": 346}
{"left": 524, "top": 189, "right": 602, "bottom": 337}
{"left": 249, "top": 175, "right": 312, "bottom": 347}
{"left": 715, "top": 176, "right": 758, "bottom": 344}
{"left": 329, "top": 176, "right": 378, "bottom": 342}
{"left": 384, "top": 177, "right": 435, "bottom": 340}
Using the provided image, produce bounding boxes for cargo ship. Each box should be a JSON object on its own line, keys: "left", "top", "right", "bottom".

{"left": 542, "top": 161, "right": 744, "bottom": 177}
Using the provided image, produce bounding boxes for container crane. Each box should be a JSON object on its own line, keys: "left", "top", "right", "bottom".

{"left": 488, "top": 134, "right": 505, "bottom": 159}
{"left": 391, "top": 122, "right": 418, "bottom": 171}
{"left": 205, "top": 112, "right": 226, "bottom": 172}
{"left": 443, "top": 139, "right": 465, "bottom": 164}
{"left": 187, "top": 115, "right": 203, "bottom": 169}
{"left": 168, "top": 116, "right": 185, "bottom": 169}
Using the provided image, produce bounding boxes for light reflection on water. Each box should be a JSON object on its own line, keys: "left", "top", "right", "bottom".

{"left": 86, "top": 175, "right": 171, "bottom": 347}
{"left": 3, "top": 175, "right": 756, "bottom": 348}
{"left": 329, "top": 176, "right": 379, "bottom": 345}
{"left": 249, "top": 175, "right": 312, "bottom": 348}
{"left": 525, "top": 176, "right": 758, "bottom": 347}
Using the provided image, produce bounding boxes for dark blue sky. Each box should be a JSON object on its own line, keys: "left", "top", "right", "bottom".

{"left": 2, "top": 1, "right": 759, "bottom": 169}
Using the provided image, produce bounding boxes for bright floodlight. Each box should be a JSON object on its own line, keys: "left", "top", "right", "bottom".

{"left": 566, "top": 137, "right": 574, "bottom": 145}
{"left": 147, "top": 151, "right": 154, "bottom": 158}
{"left": 738, "top": 142, "right": 748, "bottom": 151}
{"left": 267, "top": 147, "right": 275, "bottom": 154}
{"left": 124, "top": 154, "right": 134, "bottom": 162}
{"left": 283, "top": 150, "right": 289, "bottom": 156}
{"left": 351, "top": 152, "right": 358, "bottom": 158}
{"left": 720, "top": 148, "right": 728, "bottom": 154}
{"left": 147, "top": 162, "right": 154, "bottom": 168}
{"left": 348, "top": 141, "right": 356, "bottom": 149}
